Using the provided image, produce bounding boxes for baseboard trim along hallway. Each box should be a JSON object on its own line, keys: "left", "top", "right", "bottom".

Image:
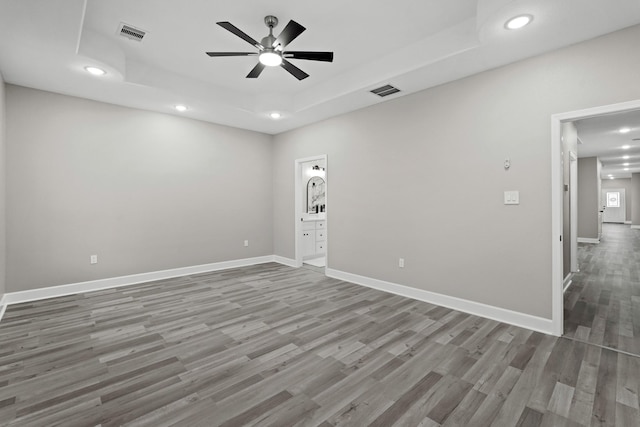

{"left": 326, "top": 268, "right": 555, "bottom": 336}
{"left": 577, "top": 237, "right": 600, "bottom": 244}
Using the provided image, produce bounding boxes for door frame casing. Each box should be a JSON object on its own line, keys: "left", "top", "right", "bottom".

{"left": 294, "top": 154, "right": 328, "bottom": 268}
{"left": 569, "top": 151, "right": 578, "bottom": 273}
{"left": 551, "top": 99, "right": 640, "bottom": 336}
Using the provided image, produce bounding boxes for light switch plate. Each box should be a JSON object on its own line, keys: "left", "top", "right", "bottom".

{"left": 504, "top": 191, "right": 520, "bottom": 205}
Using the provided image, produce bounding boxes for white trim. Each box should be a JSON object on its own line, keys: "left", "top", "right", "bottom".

{"left": 326, "top": 268, "right": 555, "bottom": 335}
{"left": 625, "top": 221, "right": 632, "bottom": 225}
{"left": 551, "top": 99, "right": 640, "bottom": 338}
{"left": 550, "top": 115, "right": 564, "bottom": 336}
{"left": 569, "top": 151, "right": 578, "bottom": 272}
{"left": 563, "top": 273, "right": 573, "bottom": 293}
{"left": 577, "top": 237, "right": 600, "bottom": 244}
{"left": 552, "top": 99, "right": 640, "bottom": 122}
{"left": 0, "top": 294, "right": 7, "bottom": 323}
{"left": 3, "top": 256, "right": 276, "bottom": 306}
{"left": 631, "top": 225, "right": 640, "bottom": 229}
{"left": 273, "top": 255, "right": 297, "bottom": 268}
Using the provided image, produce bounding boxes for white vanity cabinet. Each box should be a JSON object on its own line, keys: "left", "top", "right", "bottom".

{"left": 302, "top": 220, "right": 326, "bottom": 258}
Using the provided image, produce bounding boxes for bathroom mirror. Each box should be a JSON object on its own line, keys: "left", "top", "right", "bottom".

{"left": 307, "top": 177, "right": 326, "bottom": 213}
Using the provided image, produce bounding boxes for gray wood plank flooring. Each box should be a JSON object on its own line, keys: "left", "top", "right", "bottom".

{"left": 564, "top": 223, "right": 640, "bottom": 356}
{"left": 0, "top": 261, "right": 638, "bottom": 426}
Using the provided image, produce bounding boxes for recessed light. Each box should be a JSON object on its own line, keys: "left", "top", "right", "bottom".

{"left": 269, "top": 112, "right": 281, "bottom": 119}
{"left": 624, "top": 163, "right": 630, "bottom": 166}
{"left": 84, "top": 66, "right": 106, "bottom": 76}
{"left": 620, "top": 127, "right": 631, "bottom": 134}
{"left": 610, "top": 177, "right": 615, "bottom": 179}
{"left": 175, "top": 105, "right": 188, "bottom": 112}
{"left": 623, "top": 155, "right": 630, "bottom": 159}
{"left": 622, "top": 145, "right": 631, "bottom": 149}
{"left": 624, "top": 168, "right": 630, "bottom": 171}
{"left": 505, "top": 15, "right": 533, "bottom": 30}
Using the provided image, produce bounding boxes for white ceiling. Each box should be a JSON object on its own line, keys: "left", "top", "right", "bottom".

{"left": 1, "top": 0, "right": 640, "bottom": 135}
{"left": 576, "top": 109, "right": 640, "bottom": 179}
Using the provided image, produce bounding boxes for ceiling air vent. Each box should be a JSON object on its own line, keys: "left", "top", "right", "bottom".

{"left": 117, "top": 23, "right": 146, "bottom": 42}
{"left": 370, "top": 84, "right": 400, "bottom": 98}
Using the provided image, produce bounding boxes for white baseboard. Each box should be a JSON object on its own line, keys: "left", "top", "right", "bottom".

{"left": 563, "top": 273, "right": 573, "bottom": 293}
{"left": 631, "top": 225, "right": 640, "bottom": 230}
{"left": 3, "top": 255, "right": 279, "bottom": 307}
{"left": 577, "top": 237, "right": 600, "bottom": 244}
{"left": 273, "top": 255, "right": 298, "bottom": 268}
{"left": 0, "top": 294, "right": 7, "bottom": 323}
{"left": 325, "top": 268, "right": 555, "bottom": 336}
{"left": 625, "top": 221, "right": 632, "bottom": 225}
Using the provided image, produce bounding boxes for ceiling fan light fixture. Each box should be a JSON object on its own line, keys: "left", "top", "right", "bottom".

{"left": 505, "top": 14, "right": 533, "bottom": 30}
{"left": 259, "top": 50, "right": 282, "bottom": 67}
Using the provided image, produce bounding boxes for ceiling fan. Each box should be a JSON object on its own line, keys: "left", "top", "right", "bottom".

{"left": 206, "top": 15, "right": 333, "bottom": 80}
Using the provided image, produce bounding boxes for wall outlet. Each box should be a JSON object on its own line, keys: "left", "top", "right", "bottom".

{"left": 244, "top": 240, "right": 249, "bottom": 247}
{"left": 90, "top": 255, "right": 98, "bottom": 264}
{"left": 399, "top": 258, "right": 405, "bottom": 268}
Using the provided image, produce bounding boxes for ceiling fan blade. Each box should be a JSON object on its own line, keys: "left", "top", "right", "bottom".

{"left": 284, "top": 51, "right": 333, "bottom": 62}
{"left": 216, "top": 21, "right": 263, "bottom": 48}
{"left": 206, "top": 52, "right": 258, "bottom": 57}
{"left": 246, "top": 62, "right": 266, "bottom": 78}
{"left": 273, "top": 20, "right": 306, "bottom": 48}
{"left": 281, "top": 59, "right": 309, "bottom": 80}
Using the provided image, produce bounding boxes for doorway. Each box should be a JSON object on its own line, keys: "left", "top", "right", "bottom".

{"left": 294, "top": 155, "right": 328, "bottom": 271}
{"left": 551, "top": 99, "right": 640, "bottom": 336}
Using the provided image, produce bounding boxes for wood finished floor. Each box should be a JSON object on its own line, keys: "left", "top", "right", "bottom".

{"left": 0, "top": 263, "right": 638, "bottom": 426}
{"left": 564, "top": 223, "right": 640, "bottom": 356}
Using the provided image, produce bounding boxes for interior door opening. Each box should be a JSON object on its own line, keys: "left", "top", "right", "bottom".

{"left": 552, "top": 99, "right": 640, "bottom": 337}
{"left": 294, "top": 155, "right": 328, "bottom": 271}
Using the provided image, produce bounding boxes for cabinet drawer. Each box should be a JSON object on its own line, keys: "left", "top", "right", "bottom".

{"left": 302, "top": 221, "right": 316, "bottom": 231}
{"left": 315, "top": 229, "right": 326, "bottom": 241}
{"left": 315, "top": 242, "right": 325, "bottom": 253}
{"left": 316, "top": 221, "right": 326, "bottom": 229}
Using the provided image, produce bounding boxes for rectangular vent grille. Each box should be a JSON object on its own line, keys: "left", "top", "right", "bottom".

{"left": 118, "top": 23, "right": 146, "bottom": 42}
{"left": 370, "top": 84, "right": 400, "bottom": 97}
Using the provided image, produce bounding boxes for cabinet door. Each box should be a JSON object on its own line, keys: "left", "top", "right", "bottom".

{"left": 302, "top": 231, "right": 315, "bottom": 257}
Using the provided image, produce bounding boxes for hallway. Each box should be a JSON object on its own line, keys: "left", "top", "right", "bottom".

{"left": 564, "top": 223, "right": 640, "bottom": 356}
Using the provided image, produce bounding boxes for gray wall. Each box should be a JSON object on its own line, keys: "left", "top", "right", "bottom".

{"left": 6, "top": 86, "right": 273, "bottom": 292}
{"left": 602, "top": 178, "right": 632, "bottom": 221}
{"left": 632, "top": 174, "right": 640, "bottom": 227}
{"left": 578, "top": 157, "right": 600, "bottom": 239}
{"left": 273, "top": 25, "right": 640, "bottom": 320}
{"left": 562, "top": 122, "right": 578, "bottom": 279}
{"left": 0, "top": 74, "right": 5, "bottom": 299}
